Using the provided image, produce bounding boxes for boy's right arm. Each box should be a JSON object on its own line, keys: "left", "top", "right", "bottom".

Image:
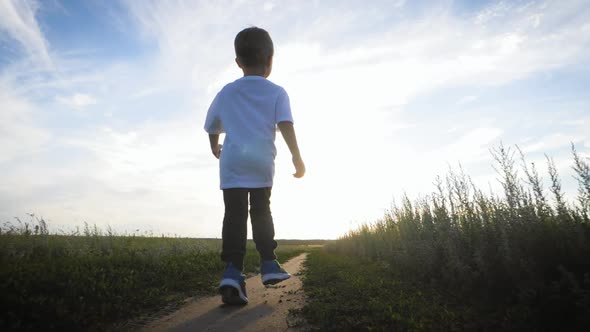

{"left": 204, "top": 92, "right": 224, "bottom": 159}
{"left": 209, "top": 134, "right": 222, "bottom": 159}
{"left": 278, "top": 121, "right": 305, "bottom": 178}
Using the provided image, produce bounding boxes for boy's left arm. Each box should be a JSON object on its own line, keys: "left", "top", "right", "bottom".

{"left": 209, "top": 134, "right": 222, "bottom": 159}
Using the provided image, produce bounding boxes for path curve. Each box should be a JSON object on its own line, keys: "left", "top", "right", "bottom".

{"left": 141, "top": 253, "right": 308, "bottom": 332}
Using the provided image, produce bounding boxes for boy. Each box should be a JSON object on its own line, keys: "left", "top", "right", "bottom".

{"left": 204, "top": 27, "right": 305, "bottom": 305}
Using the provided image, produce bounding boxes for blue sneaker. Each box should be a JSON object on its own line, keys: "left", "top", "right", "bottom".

{"left": 219, "top": 263, "right": 248, "bottom": 305}
{"left": 261, "top": 260, "right": 291, "bottom": 285}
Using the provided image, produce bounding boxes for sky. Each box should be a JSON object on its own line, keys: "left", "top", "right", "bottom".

{"left": 1, "top": 0, "right": 589, "bottom": 239}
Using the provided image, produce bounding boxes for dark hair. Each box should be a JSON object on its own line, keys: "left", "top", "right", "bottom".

{"left": 234, "top": 27, "right": 274, "bottom": 67}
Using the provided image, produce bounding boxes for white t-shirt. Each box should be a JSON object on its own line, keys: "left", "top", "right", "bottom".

{"left": 204, "top": 75, "right": 294, "bottom": 189}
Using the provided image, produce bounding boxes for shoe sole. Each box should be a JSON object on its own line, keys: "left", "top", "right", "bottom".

{"left": 219, "top": 279, "right": 248, "bottom": 305}
{"left": 220, "top": 286, "right": 248, "bottom": 305}
{"left": 262, "top": 273, "right": 291, "bottom": 286}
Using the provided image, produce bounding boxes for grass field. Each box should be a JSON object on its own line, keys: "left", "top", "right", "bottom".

{"left": 3, "top": 144, "right": 588, "bottom": 331}
{"left": 0, "top": 219, "right": 321, "bottom": 331}
{"left": 300, "top": 144, "right": 590, "bottom": 331}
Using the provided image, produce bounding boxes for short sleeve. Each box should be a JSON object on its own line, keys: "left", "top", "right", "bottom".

{"left": 204, "top": 92, "right": 225, "bottom": 134}
{"left": 275, "top": 89, "right": 294, "bottom": 124}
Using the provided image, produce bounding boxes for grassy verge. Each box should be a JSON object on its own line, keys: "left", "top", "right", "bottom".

{"left": 0, "top": 221, "right": 311, "bottom": 331}
{"left": 300, "top": 249, "right": 462, "bottom": 332}
{"left": 304, "top": 144, "right": 590, "bottom": 331}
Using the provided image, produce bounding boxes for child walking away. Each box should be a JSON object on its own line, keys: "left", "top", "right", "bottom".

{"left": 204, "top": 27, "right": 305, "bottom": 305}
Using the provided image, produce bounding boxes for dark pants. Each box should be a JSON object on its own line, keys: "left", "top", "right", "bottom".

{"left": 221, "top": 187, "right": 277, "bottom": 270}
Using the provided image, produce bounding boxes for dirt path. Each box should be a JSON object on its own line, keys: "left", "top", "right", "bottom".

{"left": 141, "top": 253, "right": 308, "bottom": 332}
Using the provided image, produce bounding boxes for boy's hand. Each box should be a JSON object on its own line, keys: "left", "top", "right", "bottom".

{"left": 293, "top": 155, "right": 305, "bottom": 178}
{"left": 211, "top": 144, "right": 222, "bottom": 159}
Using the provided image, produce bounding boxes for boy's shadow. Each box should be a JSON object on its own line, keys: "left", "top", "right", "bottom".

{"left": 170, "top": 303, "right": 273, "bottom": 331}
{"left": 218, "top": 303, "right": 247, "bottom": 310}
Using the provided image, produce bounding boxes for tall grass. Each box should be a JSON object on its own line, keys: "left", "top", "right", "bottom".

{"left": 328, "top": 144, "right": 590, "bottom": 330}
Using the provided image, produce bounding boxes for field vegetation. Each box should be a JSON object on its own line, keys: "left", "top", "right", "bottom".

{"left": 0, "top": 218, "right": 314, "bottom": 331}
{"left": 302, "top": 144, "right": 590, "bottom": 331}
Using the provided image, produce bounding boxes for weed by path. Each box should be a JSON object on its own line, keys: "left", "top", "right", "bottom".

{"left": 300, "top": 250, "right": 462, "bottom": 332}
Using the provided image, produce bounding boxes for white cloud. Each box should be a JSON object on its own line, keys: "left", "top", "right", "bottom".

{"left": 263, "top": 2, "right": 275, "bottom": 12}
{"left": 121, "top": 0, "right": 590, "bottom": 130}
{"left": 129, "top": 86, "right": 166, "bottom": 99}
{"left": 0, "top": 0, "right": 52, "bottom": 67}
{"left": 457, "top": 95, "right": 478, "bottom": 105}
{"left": 522, "top": 133, "right": 586, "bottom": 154}
{"left": 259, "top": 1, "right": 590, "bottom": 120}
{"left": 475, "top": 1, "right": 513, "bottom": 25}
{"left": 561, "top": 118, "right": 588, "bottom": 126}
{"left": 420, "top": 127, "right": 505, "bottom": 169}
{"left": 55, "top": 93, "right": 97, "bottom": 109}
{"left": 0, "top": 83, "right": 50, "bottom": 164}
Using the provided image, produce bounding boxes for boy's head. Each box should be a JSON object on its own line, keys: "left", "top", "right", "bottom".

{"left": 234, "top": 27, "right": 274, "bottom": 77}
